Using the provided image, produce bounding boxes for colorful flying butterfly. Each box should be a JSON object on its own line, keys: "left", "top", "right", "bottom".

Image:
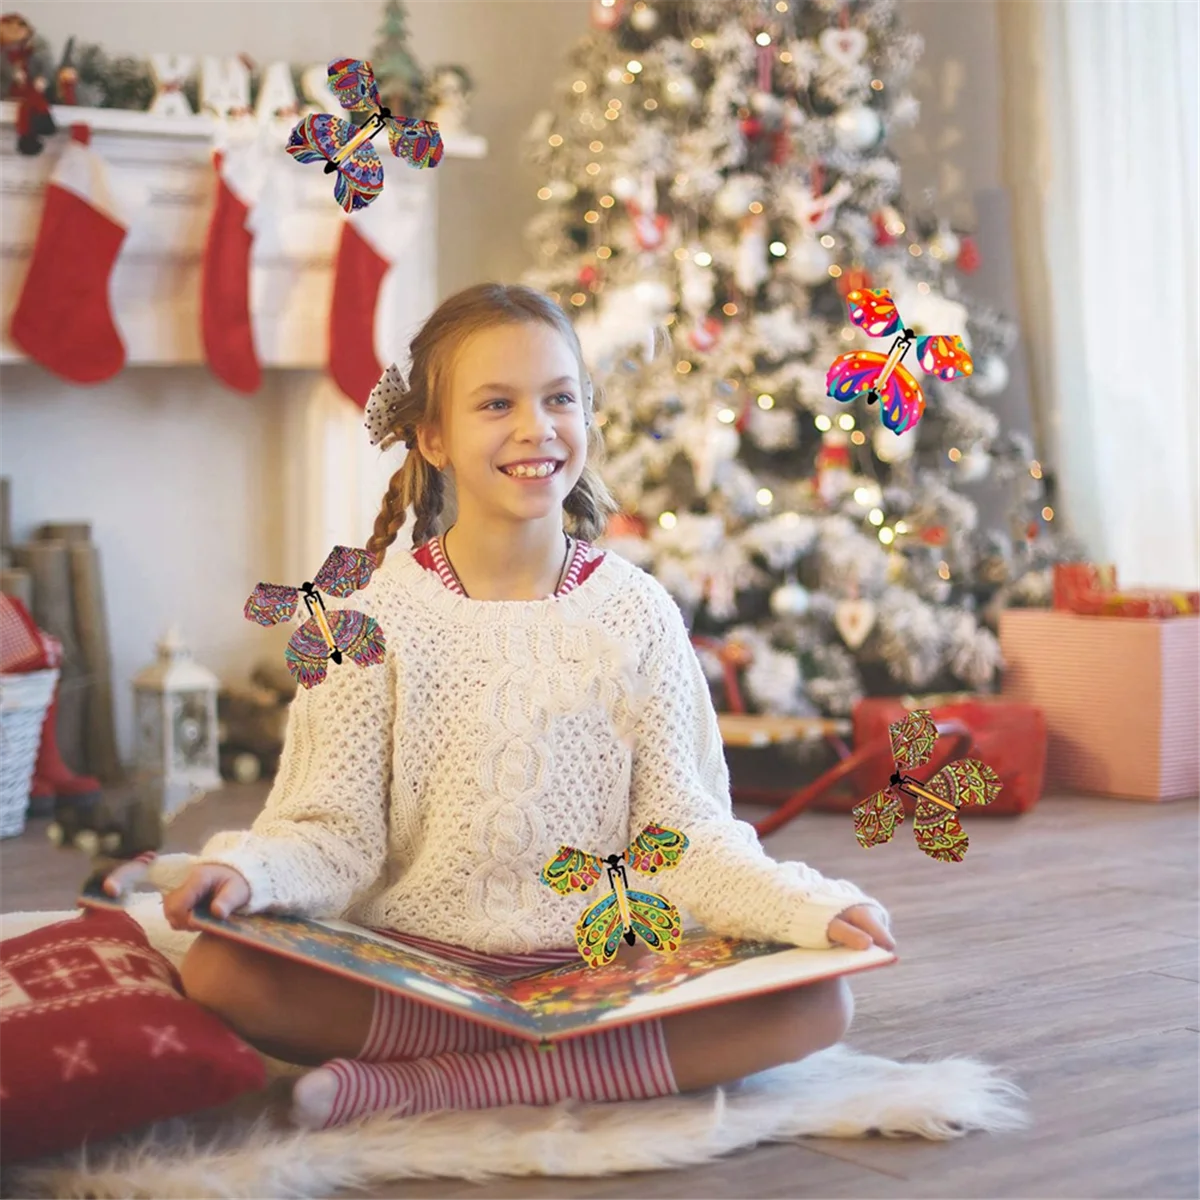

{"left": 243, "top": 545, "right": 385, "bottom": 690}
{"left": 286, "top": 57, "right": 444, "bottom": 212}
{"left": 852, "top": 710, "right": 1001, "bottom": 863}
{"left": 540, "top": 824, "right": 689, "bottom": 968}
{"left": 826, "top": 288, "right": 974, "bottom": 435}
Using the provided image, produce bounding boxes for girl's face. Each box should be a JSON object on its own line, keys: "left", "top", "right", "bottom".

{"left": 435, "top": 321, "right": 588, "bottom": 528}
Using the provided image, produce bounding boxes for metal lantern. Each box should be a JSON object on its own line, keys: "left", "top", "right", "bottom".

{"left": 132, "top": 626, "right": 222, "bottom": 816}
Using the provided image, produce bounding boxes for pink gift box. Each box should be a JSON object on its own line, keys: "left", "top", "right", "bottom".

{"left": 999, "top": 610, "right": 1199, "bottom": 801}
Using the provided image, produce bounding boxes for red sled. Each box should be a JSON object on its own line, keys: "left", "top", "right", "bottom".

{"left": 752, "top": 695, "right": 1046, "bottom": 838}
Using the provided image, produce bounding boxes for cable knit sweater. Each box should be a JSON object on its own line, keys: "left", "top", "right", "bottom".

{"left": 200, "top": 545, "right": 888, "bottom": 953}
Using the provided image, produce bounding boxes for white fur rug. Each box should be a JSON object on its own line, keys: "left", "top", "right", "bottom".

{"left": 1, "top": 900, "right": 1029, "bottom": 1199}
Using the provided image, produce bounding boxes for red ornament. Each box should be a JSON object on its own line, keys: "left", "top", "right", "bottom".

{"left": 872, "top": 211, "right": 897, "bottom": 246}
{"left": 919, "top": 525, "right": 947, "bottom": 546}
{"left": 740, "top": 115, "right": 763, "bottom": 141}
{"left": 837, "top": 266, "right": 872, "bottom": 300}
{"left": 590, "top": 0, "right": 627, "bottom": 30}
{"left": 608, "top": 512, "right": 648, "bottom": 539}
{"left": 956, "top": 236, "right": 981, "bottom": 273}
{"left": 627, "top": 201, "right": 670, "bottom": 250}
{"left": 578, "top": 263, "right": 599, "bottom": 288}
{"left": 687, "top": 315, "right": 722, "bottom": 353}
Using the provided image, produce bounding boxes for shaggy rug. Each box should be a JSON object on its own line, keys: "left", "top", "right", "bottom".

{"left": 0, "top": 900, "right": 1029, "bottom": 1199}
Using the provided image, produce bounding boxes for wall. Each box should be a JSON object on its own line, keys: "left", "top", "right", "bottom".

{"left": 2, "top": 0, "right": 1007, "bottom": 767}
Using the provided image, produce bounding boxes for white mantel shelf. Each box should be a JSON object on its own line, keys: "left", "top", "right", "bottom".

{"left": 0, "top": 102, "right": 487, "bottom": 370}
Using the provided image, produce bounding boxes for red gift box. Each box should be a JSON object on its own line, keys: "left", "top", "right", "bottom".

{"left": 1000, "top": 609, "right": 1199, "bottom": 800}
{"left": 1053, "top": 563, "right": 1198, "bottom": 618}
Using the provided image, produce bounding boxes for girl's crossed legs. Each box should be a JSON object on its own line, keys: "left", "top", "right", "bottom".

{"left": 181, "top": 933, "right": 854, "bottom": 1129}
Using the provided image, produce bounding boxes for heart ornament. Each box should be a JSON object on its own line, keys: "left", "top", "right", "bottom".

{"left": 835, "top": 598, "right": 877, "bottom": 649}
{"left": 819, "top": 27, "right": 868, "bottom": 68}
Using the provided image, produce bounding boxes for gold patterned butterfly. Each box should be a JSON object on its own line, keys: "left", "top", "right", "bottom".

{"left": 540, "top": 824, "right": 689, "bottom": 968}
{"left": 852, "top": 710, "right": 1001, "bottom": 863}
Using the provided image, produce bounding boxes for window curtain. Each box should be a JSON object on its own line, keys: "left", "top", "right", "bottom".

{"left": 999, "top": 0, "right": 1198, "bottom": 589}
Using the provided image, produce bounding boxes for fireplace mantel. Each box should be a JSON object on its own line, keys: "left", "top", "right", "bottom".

{"left": 0, "top": 102, "right": 486, "bottom": 370}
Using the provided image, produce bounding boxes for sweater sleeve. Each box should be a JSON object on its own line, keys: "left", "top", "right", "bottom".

{"left": 626, "top": 584, "right": 890, "bottom": 950}
{"left": 198, "top": 595, "right": 395, "bottom": 918}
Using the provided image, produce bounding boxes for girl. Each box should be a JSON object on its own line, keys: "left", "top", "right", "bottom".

{"left": 158, "top": 283, "right": 894, "bottom": 1131}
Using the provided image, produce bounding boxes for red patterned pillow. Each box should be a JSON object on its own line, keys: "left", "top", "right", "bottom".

{"left": 0, "top": 906, "right": 266, "bottom": 1162}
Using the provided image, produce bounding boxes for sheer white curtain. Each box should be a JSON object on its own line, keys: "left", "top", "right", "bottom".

{"left": 1002, "top": 0, "right": 1199, "bottom": 589}
{"left": 280, "top": 178, "right": 438, "bottom": 582}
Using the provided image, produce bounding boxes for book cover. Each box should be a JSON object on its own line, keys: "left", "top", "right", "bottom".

{"left": 79, "top": 880, "right": 895, "bottom": 1044}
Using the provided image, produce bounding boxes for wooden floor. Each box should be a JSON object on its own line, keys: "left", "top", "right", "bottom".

{"left": 2, "top": 784, "right": 1197, "bottom": 1199}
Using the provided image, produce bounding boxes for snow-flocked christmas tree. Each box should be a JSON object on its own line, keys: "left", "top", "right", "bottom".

{"left": 371, "top": 0, "right": 425, "bottom": 115}
{"left": 522, "top": 0, "right": 1075, "bottom": 719}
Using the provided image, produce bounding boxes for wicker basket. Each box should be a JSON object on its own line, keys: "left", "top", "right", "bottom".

{"left": 0, "top": 669, "right": 58, "bottom": 838}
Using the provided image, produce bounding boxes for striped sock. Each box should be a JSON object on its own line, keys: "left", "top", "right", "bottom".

{"left": 359, "top": 989, "right": 517, "bottom": 1060}
{"left": 292, "top": 1020, "right": 678, "bottom": 1130}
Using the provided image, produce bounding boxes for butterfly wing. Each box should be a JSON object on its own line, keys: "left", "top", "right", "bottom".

{"left": 827, "top": 350, "right": 890, "bottom": 404}
{"left": 912, "top": 760, "right": 1001, "bottom": 863}
{"left": 284, "top": 618, "right": 333, "bottom": 689}
{"left": 625, "top": 890, "right": 683, "bottom": 954}
{"left": 286, "top": 114, "right": 384, "bottom": 213}
{"left": 386, "top": 117, "right": 445, "bottom": 168}
{"left": 540, "top": 846, "right": 607, "bottom": 895}
{"left": 327, "top": 57, "right": 380, "bottom": 111}
{"left": 313, "top": 546, "right": 378, "bottom": 597}
{"left": 625, "top": 824, "right": 689, "bottom": 875}
{"left": 916, "top": 334, "right": 974, "bottom": 382}
{"left": 878, "top": 362, "right": 926, "bottom": 434}
{"left": 845, "top": 288, "right": 903, "bottom": 339}
{"left": 576, "top": 890, "right": 625, "bottom": 968}
{"left": 244, "top": 583, "right": 299, "bottom": 627}
{"left": 328, "top": 609, "right": 386, "bottom": 667}
{"left": 889, "top": 710, "right": 938, "bottom": 769}
{"left": 852, "top": 786, "right": 906, "bottom": 849}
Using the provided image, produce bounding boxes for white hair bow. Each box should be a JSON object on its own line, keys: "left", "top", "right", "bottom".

{"left": 364, "top": 362, "right": 408, "bottom": 448}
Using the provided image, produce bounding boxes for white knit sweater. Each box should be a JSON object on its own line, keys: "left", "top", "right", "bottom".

{"left": 201, "top": 547, "right": 888, "bottom": 953}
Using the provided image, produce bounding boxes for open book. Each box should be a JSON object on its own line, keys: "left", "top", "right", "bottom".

{"left": 79, "top": 879, "right": 894, "bottom": 1045}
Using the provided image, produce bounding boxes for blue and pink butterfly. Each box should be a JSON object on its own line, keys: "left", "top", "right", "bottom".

{"left": 244, "top": 546, "right": 385, "bottom": 689}
{"left": 826, "top": 288, "right": 974, "bottom": 434}
{"left": 286, "top": 57, "right": 444, "bottom": 212}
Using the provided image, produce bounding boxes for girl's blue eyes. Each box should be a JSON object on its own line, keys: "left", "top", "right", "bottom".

{"left": 483, "top": 394, "right": 576, "bottom": 412}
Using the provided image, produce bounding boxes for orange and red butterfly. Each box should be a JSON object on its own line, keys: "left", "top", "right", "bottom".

{"left": 286, "top": 58, "right": 443, "bottom": 212}
{"left": 852, "top": 710, "right": 1000, "bottom": 863}
{"left": 826, "top": 288, "right": 973, "bottom": 435}
{"left": 244, "top": 546, "right": 385, "bottom": 690}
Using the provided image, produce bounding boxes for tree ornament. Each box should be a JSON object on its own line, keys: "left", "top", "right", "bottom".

{"left": 591, "top": 0, "right": 627, "bottom": 31}
{"left": 735, "top": 214, "right": 769, "bottom": 293}
{"left": 971, "top": 355, "right": 1010, "bottom": 397}
{"left": 786, "top": 236, "right": 832, "bottom": 284}
{"left": 929, "top": 223, "right": 961, "bottom": 263}
{"left": 836, "top": 265, "right": 873, "bottom": 300}
{"left": 956, "top": 235, "right": 981, "bottom": 273}
{"left": 816, "top": 430, "right": 853, "bottom": 505}
{"left": 629, "top": 2, "right": 659, "bottom": 32}
{"left": 834, "top": 597, "right": 877, "bottom": 649}
{"left": 628, "top": 201, "right": 670, "bottom": 251}
{"left": 818, "top": 26, "right": 868, "bottom": 68}
{"left": 770, "top": 579, "right": 811, "bottom": 618}
{"left": 873, "top": 422, "right": 917, "bottom": 463}
{"left": 956, "top": 444, "right": 992, "bottom": 484}
{"left": 873, "top": 204, "right": 904, "bottom": 245}
{"left": 687, "top": 315, "right": 722, "bottom": 353}
{"left": 833, "top": 104, "right": 882, "bottom": 151}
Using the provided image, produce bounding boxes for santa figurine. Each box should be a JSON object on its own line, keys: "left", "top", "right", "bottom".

{"left": 1, "top": 12, "right": 57, "bottom": 154}
{"left": 428, "top": 64, "right": 472, "bottom": 137}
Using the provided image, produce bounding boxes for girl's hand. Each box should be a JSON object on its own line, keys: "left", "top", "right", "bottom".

{"left": 162, "top": 865, "right": 251, "bottom": 930}
{"left": 828, "top": 904, "right": 896, "bottom": 952}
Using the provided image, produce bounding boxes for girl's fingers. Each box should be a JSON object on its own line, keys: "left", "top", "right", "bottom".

{"left": 827, "top": 918, "right": 872, "bottom": 950}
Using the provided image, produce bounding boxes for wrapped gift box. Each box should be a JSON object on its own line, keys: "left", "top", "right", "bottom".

{"left": 999, "top": 610, "right": 1199, "bottom": 801}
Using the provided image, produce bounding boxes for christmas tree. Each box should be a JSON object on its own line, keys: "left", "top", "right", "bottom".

{"left": 371, "top": 0, "right": 425, "bottom": 115}
{"left": 522, "top": 0, "right": 1076, "bottom": 719}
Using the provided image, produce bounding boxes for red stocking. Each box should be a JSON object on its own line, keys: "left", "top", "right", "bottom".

{"left": 10, "top": 125, "right": 133, "bottom": 383}
{"left": 30, "top": 687, "right": 101, "bottom": 801}
{"left": 328, "top": 221, "right": 387, "bottom": 407}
